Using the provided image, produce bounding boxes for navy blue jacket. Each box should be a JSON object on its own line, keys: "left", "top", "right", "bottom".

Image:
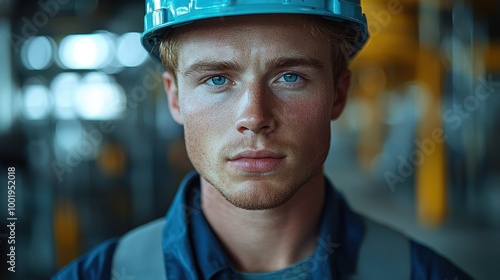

{"left": 53, "top": 172, "right": 472, "bottom": 279}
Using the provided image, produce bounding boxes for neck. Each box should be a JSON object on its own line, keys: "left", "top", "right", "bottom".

{"left": 201, "top": 172, "right": 325, "bottom": 273}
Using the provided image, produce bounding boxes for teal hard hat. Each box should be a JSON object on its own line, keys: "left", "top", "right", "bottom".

{"left": 141, "top": 0, "right": 369, "bottom": 61}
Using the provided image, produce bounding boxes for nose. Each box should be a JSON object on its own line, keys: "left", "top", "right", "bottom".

{"left": 235, "top": 82, "right": 276, "bottom": 135}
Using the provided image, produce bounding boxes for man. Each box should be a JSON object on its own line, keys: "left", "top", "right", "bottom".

{"left": 54, "top": 0, "right": 472, "bottom": 279}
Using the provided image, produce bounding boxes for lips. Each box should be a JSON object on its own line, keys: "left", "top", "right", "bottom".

{"left": 228, "top": 150, "right": 285, "bottom": 173}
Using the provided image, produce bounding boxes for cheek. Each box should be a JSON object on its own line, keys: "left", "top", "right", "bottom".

{"left": 180, "top": 98, "right": 230, "bottom": 165}
{"left": 284, "top": 80, "right": 335, "bottom": 123}
{"left": 286, "top": 93, "right": 333, "bottom": 131}
{"left": 284, "top": 97, "right": 333, "bottom": 155}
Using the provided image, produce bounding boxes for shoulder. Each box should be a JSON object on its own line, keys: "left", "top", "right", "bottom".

{"left": 356, "top": 216, "right": 472, "bottom": 279}
{"left": 112, "top": 218, "right": 166, "bottom": 277}
{"left": 410, "top": 240, "right": 473, "bottom": 280}
{"left": 355, "top": 217, "right": 411, "bottom": 279}
{"left": 52, "top": 237, "right": 119, "bottom": 280}
{"left": 51, "top": 219, "right": 166, "bottom": 280}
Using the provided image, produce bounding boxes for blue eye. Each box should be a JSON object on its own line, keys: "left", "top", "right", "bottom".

{"left": 281, "top": 73, "right": 299, "bottom": 83}
{"left": 208, "top": 76, "right": 227, "bottom": 86}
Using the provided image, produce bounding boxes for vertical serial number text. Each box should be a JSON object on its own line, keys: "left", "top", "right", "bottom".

{"left": 7, "top": 167, "right": 16, "bottom": 273}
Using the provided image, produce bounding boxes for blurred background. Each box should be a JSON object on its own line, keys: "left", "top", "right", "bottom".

{"left": 0, "top": 0, "right": 498, "bottom": 279}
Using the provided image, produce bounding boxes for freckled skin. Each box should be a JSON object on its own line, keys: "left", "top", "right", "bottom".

{"left": 164, "top": 15, "right": 348, "bottom": 210}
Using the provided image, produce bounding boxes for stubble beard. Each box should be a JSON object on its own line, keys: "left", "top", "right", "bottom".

{"left": 202, "top": 167, "right": 323, "bottom": 211}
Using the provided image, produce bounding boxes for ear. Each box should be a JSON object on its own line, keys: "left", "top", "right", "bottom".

{"left": 163, "top": 72, "right": 184, "bottom": 125}
{"left": 331, "top": 69, "right": 351, "bottom": 120}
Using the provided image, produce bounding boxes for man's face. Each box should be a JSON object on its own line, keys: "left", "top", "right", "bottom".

{"left": 164, "top": 15, "right": 350, "bottom": 210}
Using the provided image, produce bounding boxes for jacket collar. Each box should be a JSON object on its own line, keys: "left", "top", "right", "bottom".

{"left": 162, "top": 171, "right": 365, "bottom": 279}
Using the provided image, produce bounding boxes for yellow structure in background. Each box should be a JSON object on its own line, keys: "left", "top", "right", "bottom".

{"left": 414, "top": 0, "right": 448, "bottom": 227}
{"left": 54, "top": 200, "right": 80, "bottom": 268}
{"left": 485, "top": 43, "right": 500, "bottom": 71}
{"left": 415, "top": 46, "right": 447, "bottom": 227}
{"left": 97, "top": 143, "right": 127, "bottom": 178}
{"left": 351, "top": 0, "right": 418, "bottom": 172}
{"left": 353, "top": 0, "right": 448, "bottom": 227}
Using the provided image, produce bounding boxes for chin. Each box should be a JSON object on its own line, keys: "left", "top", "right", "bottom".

{"left": 218, "top": 180, "right": 301, "bottom": 210}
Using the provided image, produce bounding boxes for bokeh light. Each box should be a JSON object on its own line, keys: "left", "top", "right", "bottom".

{"left": 51, "top": 72, "right": 80, "bottom": 120}
{"left": 117, "top": 32, "right": 149, "bottom": 67}
{"left": 54, "top": 120, "right": 83, "bottom": 150}
{"left": 20, "top": 36, "right": 55, "bottom": 70}
{"left": 22, "top": 83, "right": 52, "bottom": 120}
{"left": 74, "top": 72, "right": 126, "bottom": 120}
{"left": 58, "top": 32, "right": 114, "bottom": 69}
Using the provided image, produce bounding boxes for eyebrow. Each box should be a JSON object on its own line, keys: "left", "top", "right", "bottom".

{"left": 182, "top": 56, "right": 325, "bottom": 77}
{"left": 266, "top": 57, "right": 325, "bottom": 71}
{"left": 182, "top": 61, "right": 242, "bottom": 77}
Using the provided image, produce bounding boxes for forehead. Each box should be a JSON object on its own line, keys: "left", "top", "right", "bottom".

{"left": 173, "top": 14, "right": 332, "bottom": 69}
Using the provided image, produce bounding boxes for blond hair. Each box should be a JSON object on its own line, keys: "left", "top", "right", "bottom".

{"left": 159, "top": 15, "right": 359, "bottom": 84}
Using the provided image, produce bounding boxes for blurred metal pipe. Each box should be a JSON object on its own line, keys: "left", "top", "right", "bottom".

{"left": 450, "top": 0, "right": 480, "bottom": 215}
{"left": 0, "top": 18, "right": 13, "bottom": 134}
